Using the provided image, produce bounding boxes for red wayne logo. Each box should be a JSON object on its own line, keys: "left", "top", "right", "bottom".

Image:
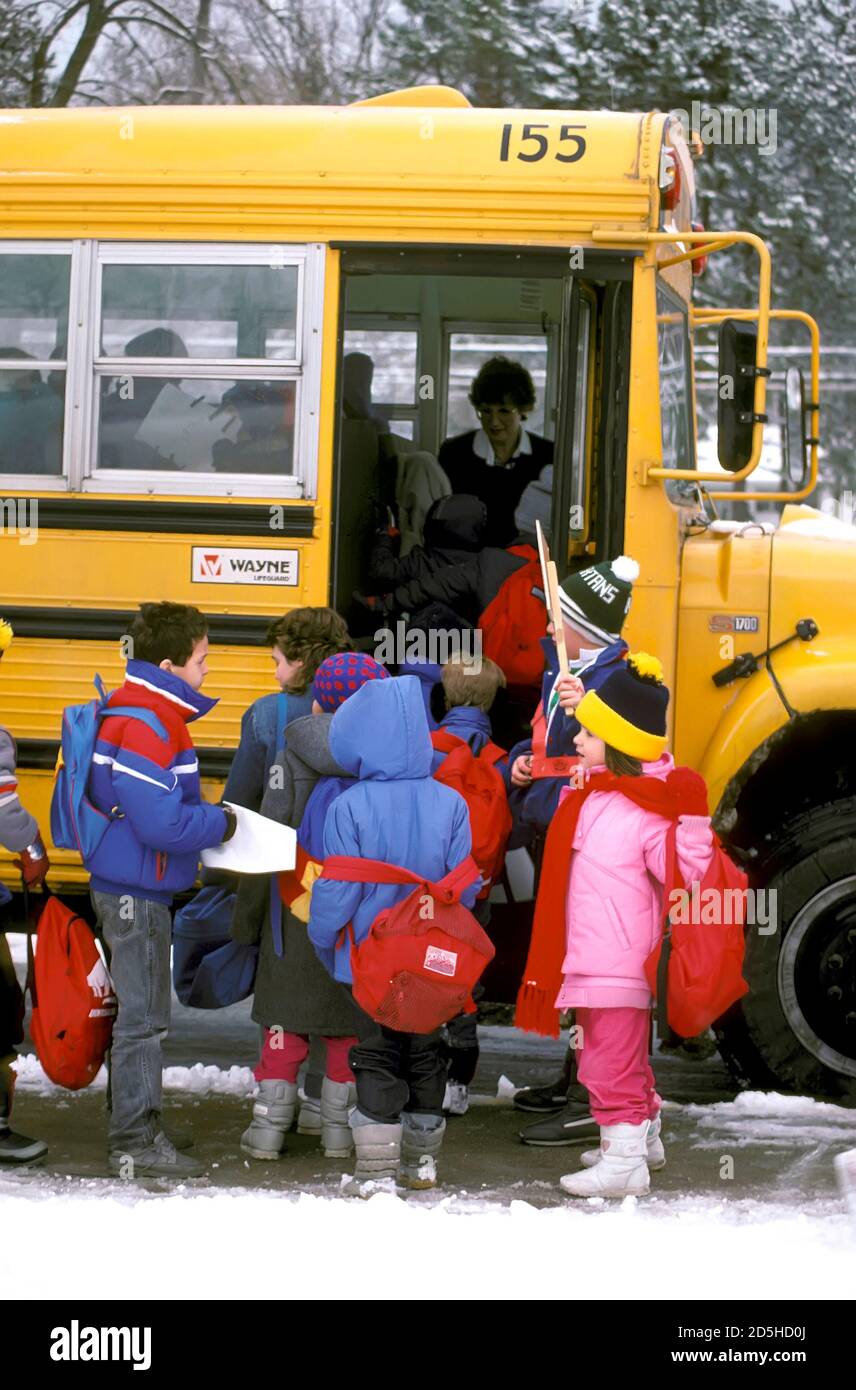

{"left": 191, "top": 546, "right": 298, "bottom": 586}
{"left": 708, "top": 614, "right": 760, "bottom": 634}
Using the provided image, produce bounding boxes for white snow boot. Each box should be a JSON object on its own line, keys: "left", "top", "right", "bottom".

{"left": 341, "top": 1111, "right": 402, "bottom": 1197}
{"left": 400, "top": 1113, "right": 446, "bottom": 1190}
{"left": 297, "top": 1091, "right": 322, "bottom": 1136}
{"left": 241, "top": 1080, "right": 298, "bottom": 1160}
{"left": 560, "top": 1121, "right": 651, "bottom": 1198}
{"left": 320, "top": 1077, "right": 356, "bottom": 1158}
{"left": 579, "top": 1112, "right": 665, "bottom": 1171}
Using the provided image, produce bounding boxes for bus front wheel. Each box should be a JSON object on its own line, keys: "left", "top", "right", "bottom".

{"left": 714, "top": 799, "right": 856, "bottom": 1106}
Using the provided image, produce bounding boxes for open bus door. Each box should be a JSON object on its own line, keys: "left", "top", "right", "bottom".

{"left": 329, "top": 245, "right": 635, "bottom": 657}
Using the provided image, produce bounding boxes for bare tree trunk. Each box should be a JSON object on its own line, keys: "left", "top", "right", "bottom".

{"left": 190, "top": 0, "right": 212, "bottom": 102}
{"left": 50, "top": 0, "right": 110, "bottom": 106}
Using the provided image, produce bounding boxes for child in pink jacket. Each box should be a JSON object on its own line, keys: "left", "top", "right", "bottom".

{"left": 550, "top": 652, "right": 714, "bottom": 1197}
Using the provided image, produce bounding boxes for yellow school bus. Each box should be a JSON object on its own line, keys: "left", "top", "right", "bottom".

{"left": 0, "top": 87, "right": 853, "bottom": 1100}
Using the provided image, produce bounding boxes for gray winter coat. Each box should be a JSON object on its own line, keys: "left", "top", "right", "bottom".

{"left": 231, "top": 714, "right": 356, "bottom": 1034}
{"left": 0, "top": 726, "right": 38, "bottom": 853}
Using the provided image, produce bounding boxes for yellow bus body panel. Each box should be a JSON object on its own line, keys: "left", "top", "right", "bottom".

{"left": 0, "top": 105, "right": 658, "bottom": 243}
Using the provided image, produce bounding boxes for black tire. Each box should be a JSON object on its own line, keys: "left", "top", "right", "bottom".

{"left": 714, "top": 798, "right": 856, "bottom": 1105}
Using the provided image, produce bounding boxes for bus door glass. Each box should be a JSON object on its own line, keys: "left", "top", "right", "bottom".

{"left": 656, "top": 279, "right": 697, "bottom": 505}
{"left": 551, "top": 277, "right": 598, "bottom": 569}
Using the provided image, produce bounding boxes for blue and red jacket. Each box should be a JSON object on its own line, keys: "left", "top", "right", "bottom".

{"left": 85, "top": 660, "right": 228, "bottom": 903}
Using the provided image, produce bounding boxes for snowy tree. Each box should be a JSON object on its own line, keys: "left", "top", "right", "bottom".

{"left": 383, "top": 0, "right": 575, "bottom": 109}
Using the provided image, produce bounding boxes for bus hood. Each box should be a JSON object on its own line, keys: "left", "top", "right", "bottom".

{"left": 769, "top": 503, "right": 856, "bottom": 712}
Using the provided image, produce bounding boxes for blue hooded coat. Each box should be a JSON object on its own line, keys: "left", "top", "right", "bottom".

{"left": 308, "top": 676, "right": 475, "bottom": 983}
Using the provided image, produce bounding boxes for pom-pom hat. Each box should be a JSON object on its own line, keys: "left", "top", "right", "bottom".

{"left": 312, "top": 652, "right": 389, "bottom": 712}
{"left": 575, "top": 651, "right": 669, "bottom": 761}
{"left": 557, "top": 555, "right": 639, "bottom": 646}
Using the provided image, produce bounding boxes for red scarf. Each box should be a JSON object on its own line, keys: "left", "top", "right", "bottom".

{"left": 515, "top": 765, "right": 709, "bottom": 1037}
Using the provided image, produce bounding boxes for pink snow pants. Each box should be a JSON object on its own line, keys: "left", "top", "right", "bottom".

{"left": 254, "top": 1030, "right": 356, "bottom": 1085}
{"left": 575, "top": 1007, "right": 661, "bottom": 1126}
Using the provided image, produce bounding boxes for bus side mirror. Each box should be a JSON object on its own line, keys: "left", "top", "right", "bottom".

{"left": 784, "top": 365, "right": 809, "bottom": 486}
{"left": 717, "top": 318, "right": 759, "bottom": 472}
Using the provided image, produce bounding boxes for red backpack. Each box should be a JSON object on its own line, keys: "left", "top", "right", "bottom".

{"left": 430, "top": 729, "right": 511, "bottom": 896}
{"left": 319, "top": 854, "right": 494, "bottom": 1034}
{"left": 478, "top": 545, "right": 547, "bottom": 688}
{"left": 645, "top": 825, "right": 750, "bottom": 1039}
{"left": 28, "top": 896, "right": 117, "bottom": 1090}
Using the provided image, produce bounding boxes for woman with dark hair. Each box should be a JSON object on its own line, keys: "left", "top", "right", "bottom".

{"left": 439, "top": 355, "right": 553, "bottom": 547}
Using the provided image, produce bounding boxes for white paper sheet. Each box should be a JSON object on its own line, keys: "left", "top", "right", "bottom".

{"left": 201, "top": 802, "right": 297, "bottom": 874}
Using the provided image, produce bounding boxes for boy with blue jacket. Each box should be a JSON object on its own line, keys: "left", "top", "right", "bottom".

{"left": 309, "top": 675, "right": 476, "bottom": 1194}
{"left": 86, "top": 602, "right": 232, "bottom": 1179}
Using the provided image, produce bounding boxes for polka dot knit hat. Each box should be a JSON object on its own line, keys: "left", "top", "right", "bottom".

{"left": 312, "top": 652, "right": 390, "bottom": 712}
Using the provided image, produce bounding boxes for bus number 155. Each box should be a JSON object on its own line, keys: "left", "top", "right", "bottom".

{"left": 499, "top": 122, "right": 587, "bottom": 164}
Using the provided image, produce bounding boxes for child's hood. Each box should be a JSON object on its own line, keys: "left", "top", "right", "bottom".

{"left": 423, "top": 493, "right": 486, "bottom": 552}
{"left": 641, "top": 752, "right": 674, "bottom": 781}
{"left": 120, "top": 658, "right": 218, "bottom": 723}
{"left": 441, "top": 705, "right": 492, "bottom": 742}
{"left": 581, "top": 751, "right": 674, "bottom": 784}
{"left": 329, "top": 675, "right": 433, "bottom": 781}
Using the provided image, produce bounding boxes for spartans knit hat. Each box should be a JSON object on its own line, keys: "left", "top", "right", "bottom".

{"left": 312, "top": 652, "right": 390, "bottom": 712}
{"left": 558, "top": 555, "right": 639, "bottom": 646}
{"left": 575, "top": 651, "right": 669, "bottom": 761}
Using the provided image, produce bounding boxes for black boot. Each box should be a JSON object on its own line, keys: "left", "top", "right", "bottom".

{"left": 518, "top": 1085, "right": 598, "bottom": 1146}
{"left": 513, "top": 1044, "right": 576, "bottom": 1114}
{"left": 0, "top": 1123, "right": 48, "bottom": 1164}
{"left": 0, "top": 1061, "right": 48, "bottom": 1165}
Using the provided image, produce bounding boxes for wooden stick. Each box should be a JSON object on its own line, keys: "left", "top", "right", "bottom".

{"left": 546, "top": 558, "right": 568, "bottom": 675}
{"left": 535, "top": 518, "right": 551, "bottom": 600}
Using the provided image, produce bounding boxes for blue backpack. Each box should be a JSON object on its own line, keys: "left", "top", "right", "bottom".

{"left": 51, "top": 675, "right": 167, "bottom": 858}
{"left": 172, "top": 884, "right": 257, "bottom": 1008}
{"left": 171, "top": 690, "right": 295, "bottom": 1009}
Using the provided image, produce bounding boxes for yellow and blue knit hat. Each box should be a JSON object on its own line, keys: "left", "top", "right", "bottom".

{"left": 575, "top": 651, "right": 669, "bottom": 761}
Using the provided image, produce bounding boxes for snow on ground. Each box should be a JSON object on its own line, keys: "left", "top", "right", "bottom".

{"left": 6, "top": 934, "right": 856, "bottom": 1300}
{"left": 1, "top": 1177, "right": 853, "bottom": 1301}
{"left": 680, "top": 1091, "right": 856, "bottom": 1149}
{"left": 12, "top": 1051, "right": 256, "bottom": 1098}
{"left": 4, "top": 1053, "right": 856, "bottom": 1300}
{"left": 11, "top": 1052, "right": 521, "bottom": 1106}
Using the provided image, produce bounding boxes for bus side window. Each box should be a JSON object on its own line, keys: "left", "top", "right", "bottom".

{"left": 0, "top": 251, "right": 69, "bottom": 477}
{"left": 94, "top": 257, "right": 301, "bottom": 478}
